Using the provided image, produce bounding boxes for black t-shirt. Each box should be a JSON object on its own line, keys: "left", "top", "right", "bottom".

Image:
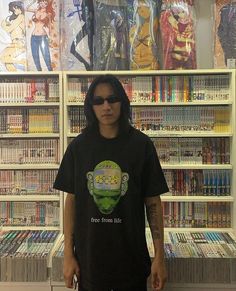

{"left": 53, "top": 126, "right": 169, "bottom": 290}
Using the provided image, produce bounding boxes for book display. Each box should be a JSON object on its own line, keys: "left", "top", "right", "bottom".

{"left": 0, "top": 72, "right": 63, "bottom": 291}
{"left": 0, "top": 0, "right": 235, "bottom": 290}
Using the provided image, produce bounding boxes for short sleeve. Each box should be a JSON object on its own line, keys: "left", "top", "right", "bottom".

{"left": 53, "top": 145, "right": 75, "bottom": 194}
{"left": 142, "top": 140, "right": 169, "bottom": 197}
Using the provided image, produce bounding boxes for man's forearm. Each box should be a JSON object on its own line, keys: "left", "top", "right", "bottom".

{"left": 145, "top": 196, "right": 165, "bottom": 261}
{"left": 64, "top": 193, "right": 76, "bottom": 258}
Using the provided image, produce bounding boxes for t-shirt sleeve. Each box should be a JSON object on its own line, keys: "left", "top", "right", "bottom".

{"left": 53, "top": 145, "right": 75, "bottom": 194}
{"left": 142, "top": 140, "right": 169, "bottom": 197}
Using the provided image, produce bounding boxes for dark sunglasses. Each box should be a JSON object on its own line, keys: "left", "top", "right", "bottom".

{"left": 91, "top": 95, "right": 121, "bottom": 105}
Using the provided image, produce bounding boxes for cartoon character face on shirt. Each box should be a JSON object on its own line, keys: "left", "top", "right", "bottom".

{"left": 87, "top": 160, "right": 129, "bottom": 214}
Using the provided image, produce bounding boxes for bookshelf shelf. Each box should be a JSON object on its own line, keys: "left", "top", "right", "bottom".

{"left": 131, "top": 101, "right": 233, "bottom": 106}
{"left": 0, "top": 195, "right": 60, "bottom": 202}
{"left": 162, "top": 164, "right": 232, "bottom": 170}
{"left": 146, "top": 132, "right": 233, "bottom": 138}
{"left": 161, "top": 196, "right": 234, "bottom": 202}
{"left": 1, "top": 226, "right": 60, "bottom": 231}
{"left": 0, "top": 164, "right": 59, "bottom": 170}
{"left": 67, "top": 132, "right": 233, "bottom": 138}
{"left": 66, "top": 101, "right": 233, "bottom": 106}
{"left": 164, "top": 227, "right": 235, "bottom": 233}
{"left": 0, "top": 102, "right": 60, "bottom": 107}
{"left": 0, "top": 133, "right": 60, "bottom": 138}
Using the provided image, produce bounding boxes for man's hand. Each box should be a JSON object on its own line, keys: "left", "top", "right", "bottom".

{"left": 151, "top": 257, "right": 167, "bottom": 290}
{"left": 63, "top": 255, "right": 80, "bottom": 289}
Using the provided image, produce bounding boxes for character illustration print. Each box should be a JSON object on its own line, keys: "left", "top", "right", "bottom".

{"left": 87, "top": 160, "right": 129, "bottom": 214}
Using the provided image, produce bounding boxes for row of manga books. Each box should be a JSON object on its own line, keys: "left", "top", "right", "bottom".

{"left": 67, "top": 106, "right": 231, "bottom": 134}
{"left": 162, "top": 201, "right": 231, "bottom": 228}
{"left": 163, "top": 169, "right": 231, "bottom": 196}
{"left": 52, "top": 230, "right": 236, "bottom": 284}
{"left": 146, "top": 230, "right": 236, "bottom": 283}
{"left": 122, "top": 75, "right": 230, "bottom": 102}
{"left": 146, "top": 230, "right": 236, "bottom": 258}
{"left": 67, "top": 75, "right": 230, "bottom": 103}
{"left": 68, "top": 107, "right": 86, "bottom": 133}
{"left": 67, "top": 77, "right": 94, "bottom": 102}
{"left": 0, "top": 139, "right": 59, "bottom": 164}
{"left": 0, "top": 108, "right": 59, "bottom": 134}
{"left": 0, "top": 168, "right": 230, "bottom": 197}
{"left": 0, "top": 78, "right": 59, "bottom": 103}
{"left": 153, "top": 137, "right": 231, "bottom": 165}
{"left": 131, "top": 106, "right": 230, "bottom": 133}
{"left": 0, "top": 201, "right": 60, "bottom": 227}
{"left": 0, "top": 170, "right": 59, "bottom": 195}
{"left": 0, "top": 230, "right": 59, "bottom": 282}
{"left": 68, "top": 135, "right": 232, "bottom": 166}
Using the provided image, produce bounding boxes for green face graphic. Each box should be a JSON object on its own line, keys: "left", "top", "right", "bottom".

{"left": 87, "top": 160, "right": 129, "bottom": 214}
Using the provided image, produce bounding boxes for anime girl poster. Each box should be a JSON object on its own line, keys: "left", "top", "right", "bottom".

{"left": 24, "top": 0, "right": 60, "bottom": 71}
{"left": 160, "top": 0, "right": 197, "bottom": 70}
{"left": 61, "top": 0, "right": 93, "bottom": 70}
{"left": 214, "top": 0, "right": 236, "bottom": 68}
{"left": 0, "top": 1, "right": 27, "bottom": 71}
{"left": 93, "top": 0, "right": 129, "bottom": 70}
{"left": 128, "top": 0, "right": 161, "bottom": 70}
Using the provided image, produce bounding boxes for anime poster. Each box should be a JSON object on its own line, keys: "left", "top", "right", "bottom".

{"left": 61, "top": 0, "right": 93, "bottom": 71}
{"left": 0, "top": 1, "right": 27, "bottom": 71}
{"left": 93, "top": 0, "right": 129, "bottom": 70}
{"left": 24, "top": 0, "right": 60, "bottom": 71}
{"left": 214, "top": 0, "right": 236, "bottom": 68}
{"left": 160, "top": 0, "right": 197, "bottom": 70}
{"left": 128, "top": 0, "right": 161, "bottom": 70}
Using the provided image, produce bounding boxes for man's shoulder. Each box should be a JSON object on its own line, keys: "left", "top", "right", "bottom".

{"left": 68, "top": 132, "right": 90, "bottom": 149}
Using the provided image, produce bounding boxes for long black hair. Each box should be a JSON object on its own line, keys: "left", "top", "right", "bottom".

{"left": 9, "top": 1, "right": 24, "bottom": 21}
{"left": 83, "top": 74, "right": 131, "bottom": 134}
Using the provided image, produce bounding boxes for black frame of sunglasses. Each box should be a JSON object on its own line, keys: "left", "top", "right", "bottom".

{"left": 91, "top": 95, "right": 122, "bottom": 105}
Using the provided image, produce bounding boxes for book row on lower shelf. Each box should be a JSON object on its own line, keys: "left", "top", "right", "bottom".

{"left": 1, "top": 229, "right": 236, "bottom": 284}
{"left": 0, "top": 169, "right": 231, "bottom": 197}
{"left": 0, "top": 139, "right": 60, "bottom": 165}
{"left": 0, "top": 202, "right": 60, "bottom": 226}
{"left": 162, "top": 202, "right": 231, "bottom": 228}
{"left": 67, "top": 136, "right": 230, "bottom": 165}
{"left": 2, "top": 136, "right": 229, "bottom": 166}
{"left": 0, "top": 201, "right": 231, "bottom": 228}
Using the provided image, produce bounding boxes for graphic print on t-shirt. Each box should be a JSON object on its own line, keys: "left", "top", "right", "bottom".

{"left": 87, "top": 160, "right": 129, "bottom": 214}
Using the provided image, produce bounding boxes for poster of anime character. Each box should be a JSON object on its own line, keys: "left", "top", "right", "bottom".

{"left": 0, "top": 1, "right": 27, "bottom": 71}
{"left": 128, "top": 0, "right": 161, "bottom": 70}
{"left": 24, "top": 0, "right": 60, "bottom": 71}
{"left": 93, "top": 0, "right": 129, "bottom": 70}
{"left": 214, "top": 0, "right": 236, "bottom": 68}
{"left": 61, "top": 0, "right": 93, "bottom": 70}
{"left": 160, "top": 0, "right": 197, "bottom": 70}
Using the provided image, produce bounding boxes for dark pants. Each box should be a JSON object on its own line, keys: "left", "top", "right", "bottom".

{"left": 79, "top": 279, "right": 147, "bottom": 291}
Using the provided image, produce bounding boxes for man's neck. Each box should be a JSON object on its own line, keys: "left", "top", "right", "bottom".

{"left": 99, "top": 124, "right": 119, "bottom": 139}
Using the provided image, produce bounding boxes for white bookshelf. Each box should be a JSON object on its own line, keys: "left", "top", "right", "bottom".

{"left": 0, "top": 72, "right": 64, "bottom": 285}
{"left": 63, "top": 69, "right": 235, "bottom": 232}
{"left": 0, "top": 71, "right": 64, "bottom": 232}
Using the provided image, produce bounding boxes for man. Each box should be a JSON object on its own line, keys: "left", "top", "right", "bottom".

{"left": 54, "top": 74, "right": 169, "bottom": 291}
